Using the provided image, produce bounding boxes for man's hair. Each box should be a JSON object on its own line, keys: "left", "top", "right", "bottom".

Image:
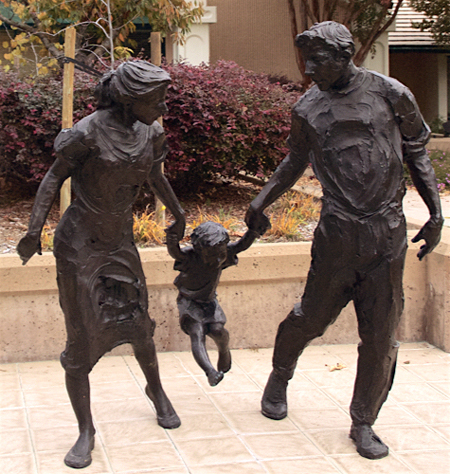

{"left": 95, "top": 60, "right": 171, "bottom": 108}
{"left": 191, "top": 221, "right": 230, "bottom": 249}
{"left": 295, "top": 21, "right": 355, "bottom": 58}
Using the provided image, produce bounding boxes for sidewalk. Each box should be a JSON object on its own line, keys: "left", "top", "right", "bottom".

{"left": 0, "top": 343, "right": 449, "bottom": 474}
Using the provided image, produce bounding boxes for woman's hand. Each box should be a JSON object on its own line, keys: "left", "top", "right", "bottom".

{"left": 17, "top": 233, "right": 42, "bottom": 265}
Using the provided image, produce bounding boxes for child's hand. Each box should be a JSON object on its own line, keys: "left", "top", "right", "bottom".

{"left": 165, "top": 220, "right": 184, "bottom": 241}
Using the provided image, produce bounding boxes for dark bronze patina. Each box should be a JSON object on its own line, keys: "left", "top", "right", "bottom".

{"left": 246, "top": 22, "right": 444, "bottom": 460}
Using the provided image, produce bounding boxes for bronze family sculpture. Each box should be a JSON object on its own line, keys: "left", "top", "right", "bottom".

{"left": 166, "top": 221, "right": 259, "bottom": 386}
{"left": 246, "top": 21, "right": 444, "bottom": 460}
{"left": 17, "top": 60, "right": 186, "bottom": 469}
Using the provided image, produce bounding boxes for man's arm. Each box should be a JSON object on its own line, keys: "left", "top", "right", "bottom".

{"left": 396, "top": 88, "right": 444, "bottom": 260}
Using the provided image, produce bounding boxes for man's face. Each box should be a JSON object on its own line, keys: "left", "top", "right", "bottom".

{"left": 130, "top": 85, "right": 168, "bottom": 125}
{"left": 200, "top": 243, "right": 228, "bottom": 267}
{"left": 302, "top": 45, "right": 349, "bottom": 91}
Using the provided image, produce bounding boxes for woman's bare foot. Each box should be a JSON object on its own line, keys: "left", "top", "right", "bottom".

{"left": 64, "top": 431, "right": 95, "bottom": 469}
{"left": 145, "top": 385, "right": 181, "bottom": 429}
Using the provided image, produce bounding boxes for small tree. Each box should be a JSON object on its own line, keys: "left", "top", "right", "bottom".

{"left": 0, "top": 0, "right": 204, "bottom": 74}
{"left": 287, "top": 0, "right": 404, "bottom": 86}
{"left": 410, "top": 0, "right": 450, "bottom": 45}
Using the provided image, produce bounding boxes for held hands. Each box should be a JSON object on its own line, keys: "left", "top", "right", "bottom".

{"left": 165, "top": 218, "right": 185, "bottom": 242}
{"left": 411, "top": 216, "right": 444, "bottom": 261}
{"left": 17, "top": 233, "right": 42, "bottom": 266}
{"left": 245, "top": 206, "right": 271, "bottom": 237}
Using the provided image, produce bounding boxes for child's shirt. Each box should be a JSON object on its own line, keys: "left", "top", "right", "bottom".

{"left": 173, "top": 245, "right": 238, "bottom": 302}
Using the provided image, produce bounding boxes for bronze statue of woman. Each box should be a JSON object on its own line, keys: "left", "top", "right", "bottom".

{"left": 18, "top": 60, "right": 185, "bottom": 468}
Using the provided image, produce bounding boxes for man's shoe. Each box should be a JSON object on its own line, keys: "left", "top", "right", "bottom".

{"left": 261, "top": 371, "right": 288, "bottom": 420}
{"left": 350, "top": 423, "right": 389, "bottom": 460}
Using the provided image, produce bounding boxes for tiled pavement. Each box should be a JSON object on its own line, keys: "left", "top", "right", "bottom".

{"left": 0, "top": 342, "right": 449, "bottom": 474}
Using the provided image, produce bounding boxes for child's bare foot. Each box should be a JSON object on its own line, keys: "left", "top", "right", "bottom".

{"left": 207, "top": 369, "right": 224, "bottom": 386}
{"left": 218, "top": 349, "right": 232, "bottom": 373}
{"left": 64, "top": 432, "right": 95, "bottom": 468}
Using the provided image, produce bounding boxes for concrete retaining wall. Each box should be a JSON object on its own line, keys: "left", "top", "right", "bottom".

{"left": 1, "top": 228, "right": 449, "bottom": 363}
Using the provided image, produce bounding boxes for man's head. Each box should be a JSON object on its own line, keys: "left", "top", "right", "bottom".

{"left": 191, "top": 221, "right": 229, "bottom": 267}
{"left": 295, "top": 22, "right": 355, "bottom": 91}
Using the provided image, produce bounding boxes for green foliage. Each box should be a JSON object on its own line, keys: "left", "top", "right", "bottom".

{"left": 410, "top": 0, "right": 450, "bottom": 45}
{"left": 404, "top": 149, "right": 450, "bottom": 192}
{"left": 428, "top": 116, "right": 446, "bottom": 135}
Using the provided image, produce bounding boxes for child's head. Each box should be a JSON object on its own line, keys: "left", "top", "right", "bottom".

{"left": 191, "top": 221, "right": 230, "bottom": 267}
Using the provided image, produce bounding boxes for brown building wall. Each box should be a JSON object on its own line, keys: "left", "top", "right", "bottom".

{"left": 390, "top": 51, "right": 440, "bottom": 124}
{"left": 208, "top": 0, "right": 302, "bottom": 81}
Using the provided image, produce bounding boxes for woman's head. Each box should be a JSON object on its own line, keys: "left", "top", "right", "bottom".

{"left": 95, "top": 60, "right": 171, "bottom": 118}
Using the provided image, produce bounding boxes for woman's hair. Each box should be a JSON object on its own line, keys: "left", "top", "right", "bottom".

{"left": 191, "top": 221, "right": 230, "bottom": 249}
{"left": 295, "top": 21, "right": 355, "bottom": 58}
{"left": 95, "top": 60, "right": 171, "bottom": 108}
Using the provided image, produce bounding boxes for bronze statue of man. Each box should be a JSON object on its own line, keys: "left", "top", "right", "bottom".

{"left": 18, "top": 61, "right": 185, "bottom": 468}
{"left": 246, "top": 21, "right": 444, "bottom": 460}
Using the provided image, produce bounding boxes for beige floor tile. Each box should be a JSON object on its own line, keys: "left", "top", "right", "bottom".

{"left": 305, "top": 428, "right": 358, "bottom": 455}
{"left": 289, "top": 387, "right": 342, "bottom": 410}
{"left": 92, "top": 398, "right": 155, "bottom": 423}
{"left": 36, "top": 448, "right": 112, "bottom": 474}
{"left": 263, "top": 457, "right": 341, "bottom": 474}
{"left": 398, "top": 342, "right": 436, "bottom": 351}
{"left": 209, "top": 391, "right": 262, "bottom": 413}
{"left": 434, "top": 424, "right": 450, "bottom": 442}
{"left": 397, "top": 348, "right": 450, "bottom": 366}
{"left": 242, "top": 432, "right": 322, "bottom": 459}
{"left": 23, "top": 385, "right": 70, "bottom": 407}
{"left": 97, "top": 419, "right": 168, "bottom": 447}
{"left": 0, "top": 407, "right": 28, "bottom": 430}
{"left": 139, "top": 470, "right": 188, "bottom": 474}
{"left": 390, "top": 382, "right": 448, "bottom": 403}
{"left": 302, "top": 367, "right": 357, "bottom": 388}
{"left": 331, "top": 453, "right": 416, "bottom": 473}
{"left": 151, "top": 375, "right": 205, "bottom": 398}
{"left": 289, "top": 407, "right": 351, "bottom": 431}
{"left": 0, "top": 372, "right": 21, "bottom": 391}
{"left": 0, "top": 389, "right": 23, "bottom": 409}
{"left": 174, "top": 436, "right": 254, "bottom": 467}
{"left": 90, "top": 380, "right": 144, "bottom": 403}
{"left": 320, "top": 343, "right": 358, "bottom": 355}
{"left": 19, "top": 372, "right": 65, "bottom": 391}
{"left": 0, "top": 363, "right": 18, "bottom": 374}
{"left": 224, "top": 411, "right": 298, "bottom": 434}
{"left": 402, "top": 401, "right": 450, "bottom": 424}
{"left": 89, "top": 364, "right": 135, "bottom": 385}
{"left": 124, "top": 352, "right": 191, "bottom": 379}
{"left": 0, "top": 453, "right": 36, "bottom": 474}
{"left": 173, "top": 352, "right": 213, "bottom": 376}
{"left": 31, "top": 425, "right": 80, "bottom": 452}
{"left": 319, "top": 386, "right": 355, "bottom": 407}
{"left": 433, "top": 381, "right": 450, "bottom": 397}
{"left": 194, "top": 372, "right": 260, "bottom": 394}
{"left": 190, "top": 461, "right": 266, "bottom": 474}
{"left": 375, "top": 405, "right": 424, "bottom": 426}
{"left": 393, "top": 366, "right": 427, "bottom": 384}
{"left": 165, "top": 393, "right": 219, "bottom": 417}
{"left": 406, "top": 364, "right": 450, "bottom": 383}
{"left": 231, "top": 352, "right": 273, "bottom": 375}
{"left": 18, "top": 359, "right": 62, "bottom": 374}
{"left": 107, "top": 440, "right": 185, "bottom": 472}
{"left": 0, "top": 429, "right": 32, "bottom": 456}
{"left": 296, "top": 352, "right": 347, "bottom": 371}
{"left": 398, "top": 450, "right": 450, "bottom": 474}
{"left": 167, "top": 413, "right": 233, "bottom": 441}
{"left": 28, "top": 404, "right": 76, "bottom": 430}
{"left": 375, "top": 425, "right": 450, "bottom": 452}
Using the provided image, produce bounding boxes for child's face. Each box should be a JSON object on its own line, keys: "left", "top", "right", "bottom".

{"left": 200, "top": 243, "right": 228, "bottom": 267}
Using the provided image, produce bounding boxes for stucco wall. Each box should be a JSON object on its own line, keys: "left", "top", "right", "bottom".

{"left": 1, "top": 231, "right": 449, "bottom": 364}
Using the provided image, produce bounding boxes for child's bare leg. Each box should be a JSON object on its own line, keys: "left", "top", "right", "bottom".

{"left": 187, "top": 320, "right": 223, "bottom": 386}
{"left": 208, "top": 323, "right": 232, "bottom": 373}
{"left": 132, "top": 340, "right": 181, "bottom": 429}
{"left": 64, "top": 373, "right": 96, "bottom": 469}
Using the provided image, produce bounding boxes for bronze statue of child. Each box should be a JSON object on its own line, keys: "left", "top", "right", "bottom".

{"left": 166, "top": 221, "right": 259, "bottom": 386}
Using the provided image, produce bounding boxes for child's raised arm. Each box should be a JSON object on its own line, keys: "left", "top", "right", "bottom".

{"left": 165, "top": 229, "right": 186, "bottom": 261}
{"left": 228, "top": 229, "right": 260, "bottom": 255}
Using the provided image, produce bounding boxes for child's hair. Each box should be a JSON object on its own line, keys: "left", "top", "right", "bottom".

{"left": 191, "top": 221, "right": 230, "bottom": 249}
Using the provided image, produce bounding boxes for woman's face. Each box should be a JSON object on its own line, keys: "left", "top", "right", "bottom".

{"left": 130, "top": 85, "right": 169, "bottom": 125}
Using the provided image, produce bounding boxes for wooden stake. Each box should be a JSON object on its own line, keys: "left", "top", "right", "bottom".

{"left": 151, "top": 32, "right": 166, "bottom": 227}
{"left": 60, "top": 26, "right": 76, "bottom": 218}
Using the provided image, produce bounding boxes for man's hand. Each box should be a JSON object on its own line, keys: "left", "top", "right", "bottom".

{"left": 245, "top": 206, "right": 271, "bottom": 236}
{"left": 411, "top": 216, "right": 444, "bottom": 261}
{"left": 17, "top": 233, "right": 42, "bottom": 266}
